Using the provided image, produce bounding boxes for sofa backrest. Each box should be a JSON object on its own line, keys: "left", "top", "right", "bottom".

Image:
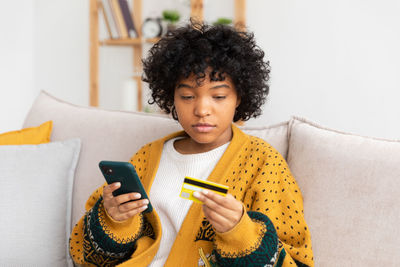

{"left": 23, "top": 91, "right": 289, "bottom": 230}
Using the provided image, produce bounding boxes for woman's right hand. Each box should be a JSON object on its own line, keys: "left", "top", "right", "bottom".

{"left": 103, "top": 182, "right": 149, "bottom": 222}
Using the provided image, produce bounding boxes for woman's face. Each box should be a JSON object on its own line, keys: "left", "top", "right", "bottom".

{"left": 174, "top": 72, "right": 240, "bottom": 152}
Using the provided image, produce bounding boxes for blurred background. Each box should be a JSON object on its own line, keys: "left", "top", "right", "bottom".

{"left": 1, "top": 0, "right": 399, "bottom": 139}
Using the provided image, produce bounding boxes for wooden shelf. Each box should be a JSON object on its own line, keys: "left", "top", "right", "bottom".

{"left": 89, "top": 0, "right": 246, "bottom": 110}
{"left": 100, "top": 38, "right": 160, "bottom": 46}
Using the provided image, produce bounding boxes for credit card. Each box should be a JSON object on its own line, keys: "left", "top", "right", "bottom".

{"left": 179, "top": 176, "right": 229, "bottom": 204}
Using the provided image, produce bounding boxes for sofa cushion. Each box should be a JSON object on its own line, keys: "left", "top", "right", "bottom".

{"left": 240, "top": 121, "right": 289, "bottom": 159}
{"left": 287, "top": 117, "right": 400, "bottom": 266}
{"left": 0, "top": 139, "right": 80, "bottom": 266}
{"left": 0, "top": 120, "right": 52, "bottom": 145}
{"left": 23, "top": 91, "right": 289, "bottom": 228}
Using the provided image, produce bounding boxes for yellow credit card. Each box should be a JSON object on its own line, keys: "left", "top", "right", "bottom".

{"left": 179, "top": 176, "right": 229, "bottom": 204}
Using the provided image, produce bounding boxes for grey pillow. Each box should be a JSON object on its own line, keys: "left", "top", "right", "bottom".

{"left": 0, "top": 139, "right": 81, "bottom": 266}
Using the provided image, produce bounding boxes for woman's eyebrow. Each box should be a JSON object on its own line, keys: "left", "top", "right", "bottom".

{"left": 176, "top": 83, "right": 231, "bottom": 89}
{"left": 210, "top": 84, "right": 230, "bottom": 90}
{"left": 176, "top": 83, "right": 193, "bottom": 89}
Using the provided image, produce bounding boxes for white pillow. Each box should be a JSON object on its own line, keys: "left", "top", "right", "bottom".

{"left": 287, "top": 117, "right": 400, "bottom": 266}
{"left": 0, "top": 139, "right": 81, "bottom": 266}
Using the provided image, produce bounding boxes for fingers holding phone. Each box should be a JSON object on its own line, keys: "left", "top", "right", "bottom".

{"left": 103, "top": 182, "right": 149, "bottom": 222}
{"left": 99, "top": 160, "right": 154, "bottom": 221}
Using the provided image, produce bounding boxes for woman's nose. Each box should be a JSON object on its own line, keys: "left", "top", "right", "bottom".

{"left": 194, "top": 98, "right": 211, "bottom": 117}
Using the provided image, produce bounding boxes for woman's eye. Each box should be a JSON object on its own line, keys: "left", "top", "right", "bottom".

{"left": 181, "top": 95, "right": 194, "bottom": 100}
{"left": 213, "top": 96, "right": 227, "bottom": 100}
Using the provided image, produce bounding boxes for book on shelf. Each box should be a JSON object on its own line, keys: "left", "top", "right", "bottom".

{"left": 107, "top": 0, "right": 121, "bottom": 38}
{"left": 110, "top": 0, "right": 128, "bottom": 38}
{"left": 118, "top": 0, "right": 138, "bottom": 38}
{"left": 100, "top": 0, "right": 119, "bottom": 39}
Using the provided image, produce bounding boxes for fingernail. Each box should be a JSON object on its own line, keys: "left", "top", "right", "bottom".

{"left": 135, "top": 193, "right": 141, "bottom": 198}
{"left": 202, "top": 189, "right": 209, "bottom": 195}
{"left": 143, "top": 199, "right": 149, "bottom": 204}
{"left": 142, "top": 205, "right": 148, "bottom": 210}
{"left": 115, "top": 182, "right": 121, "bottom": 187}
{"left": 193, "top": 191, "right": 201, "bottom": 198}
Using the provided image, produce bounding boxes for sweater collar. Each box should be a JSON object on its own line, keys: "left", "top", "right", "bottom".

{"left": 142, "top": 124, "right": 248, "bottom": 192}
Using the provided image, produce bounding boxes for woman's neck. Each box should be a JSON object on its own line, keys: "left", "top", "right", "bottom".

{"left": 173, "top": 136, "right": 231, "bottom": 155}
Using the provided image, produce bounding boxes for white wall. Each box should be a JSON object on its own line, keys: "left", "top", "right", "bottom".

{"left": 0, "top": 0, "right": 89, "bottom": 133}
{"left": 246, "top": 0, "right": 400, "bottom": 140}
{"left": 0, "top": 1, "right": 35, "bottom": 132}
{"left": 1, "top": 0, "right": 399, "bottom": 139}
{"left": 34, "top": 0, "right": 89, "bottom": 107}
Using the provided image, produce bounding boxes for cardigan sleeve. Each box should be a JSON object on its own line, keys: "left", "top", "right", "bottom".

{"left": 69, "top": 145, "right": 153, "bottom": 266}
{"left": 212, "top": 144, "right": 314, "bottom": 267}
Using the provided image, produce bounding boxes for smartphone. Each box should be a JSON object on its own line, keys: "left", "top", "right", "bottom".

{"left": 99, "top": 160, "right": 153, "bottom": 213}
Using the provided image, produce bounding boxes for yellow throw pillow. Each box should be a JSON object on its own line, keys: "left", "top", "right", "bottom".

{"left": 0, "top": 121, "right": 53, "bottom": 145}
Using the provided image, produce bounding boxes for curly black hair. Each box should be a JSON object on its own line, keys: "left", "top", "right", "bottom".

{"left": 142, "top": 20, "right": 270, "bottom": 122}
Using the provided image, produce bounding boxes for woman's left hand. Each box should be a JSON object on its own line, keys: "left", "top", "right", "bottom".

{"left": 193, "top": 190, "right": 244, "bottom": 233}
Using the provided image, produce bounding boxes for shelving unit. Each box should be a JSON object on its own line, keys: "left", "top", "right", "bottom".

{"left": 89, "top": 0, "right": 246, "bottom": 110}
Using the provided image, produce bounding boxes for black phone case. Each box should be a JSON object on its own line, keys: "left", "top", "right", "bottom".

{"left": 99, "top": 160, "right": 153, "bottom": 213}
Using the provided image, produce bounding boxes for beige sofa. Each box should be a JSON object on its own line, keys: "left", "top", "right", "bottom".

{"left": 23, "top": 91, "right": 400, "bottom": 266}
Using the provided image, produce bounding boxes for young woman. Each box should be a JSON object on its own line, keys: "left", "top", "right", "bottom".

{"left": 70, "top": 22, "right": 314, "bottom": 267}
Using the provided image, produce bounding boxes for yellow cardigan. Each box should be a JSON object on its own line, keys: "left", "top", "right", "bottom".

{"left": 70, "top": 125, "right": 314, "bottom": 267}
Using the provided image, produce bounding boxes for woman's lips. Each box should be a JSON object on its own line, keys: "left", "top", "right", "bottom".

{"left": 192, "top": 124, "right": 215, "bottom": 133}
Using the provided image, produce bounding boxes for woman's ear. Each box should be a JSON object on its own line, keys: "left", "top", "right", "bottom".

{"left": 171, "top": 106, "right": 179, "bottom": 120}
